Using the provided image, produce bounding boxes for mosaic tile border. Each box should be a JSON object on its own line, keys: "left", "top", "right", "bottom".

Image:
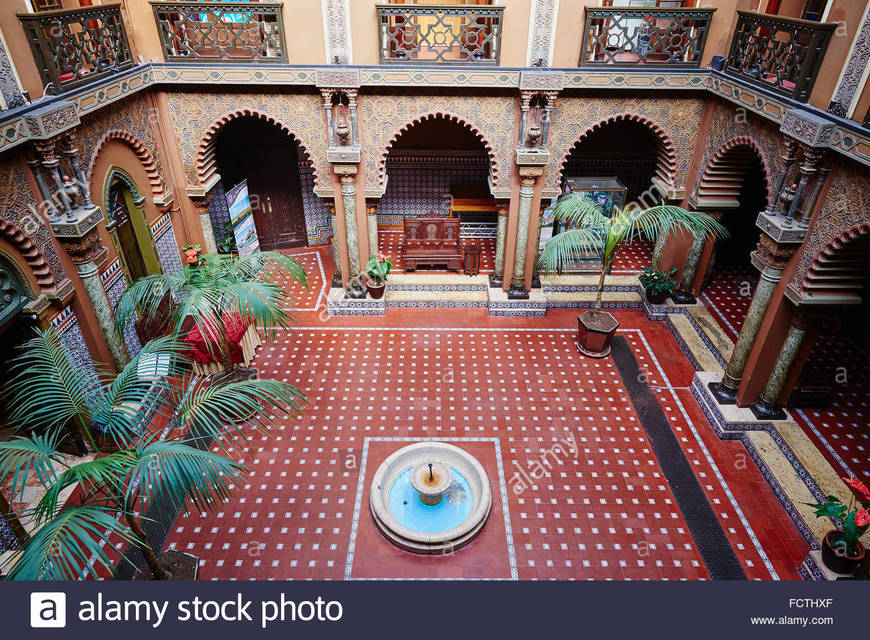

{"left": 345, "top": 436, "right": 517, "bottom": 581}
{"left": 387, "top": 300, "right": 487, "bottom": 309}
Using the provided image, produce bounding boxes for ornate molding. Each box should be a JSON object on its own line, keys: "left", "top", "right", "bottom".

{"left": 780, "top": 108, "right": 836, "bottom": 149}
{"left": 519, "top": 70, "right": 563, "bottom": 92}
{"left": 315, "top": 68, "right": 360, "bottom": 89}
{"left": 526, "top": 0, "right": 559, "bottom": 67}
{"left": 828, "top": 4, "right": 870, "bottom": 118}
{"left": 321, "top": 0, "right": 352, "bottom": 65}
{"left": 23, "top": 101, "right": 80, "bottom": 141}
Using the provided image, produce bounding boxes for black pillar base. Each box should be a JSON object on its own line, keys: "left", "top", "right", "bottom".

{"left": 749, "top": 396, "right": 787, "bottom": 421}
{"left": 671, "top": 288, "right": 697, "bottom": 305}
{"left": 488, "top": 274, "right": 503, "bottom": 288}
{"left": 531, "top": 273, "right": 541, "bottom": 289}
{"left": 346, "top": 282, "right": 367, "bottom": 299}
{"left": 331, "top": 273, "right": 343, "bottom": 288}
{"left": 507, "top": 284, "right": 529, "bottom": 300}
{"left": 708, "top": 381, "right": 738, "bottom": 405}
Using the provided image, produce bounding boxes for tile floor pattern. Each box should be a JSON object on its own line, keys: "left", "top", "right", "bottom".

{"left": 700, "top": 264, "right": 759, "bottom": 342}
{"left": 165, "top": 304, "right": 808, "bottom": 580}
{"left": 793, "top": 337, "right": 870, "bottom": 482}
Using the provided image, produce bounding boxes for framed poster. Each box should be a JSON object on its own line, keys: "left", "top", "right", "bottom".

{"left": 225, "top": 179, "right": 260, "bottom": 257}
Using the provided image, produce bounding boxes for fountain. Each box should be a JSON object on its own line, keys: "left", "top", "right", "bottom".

{"left": 370, "top": 442, "right": 491, "bottom": 554}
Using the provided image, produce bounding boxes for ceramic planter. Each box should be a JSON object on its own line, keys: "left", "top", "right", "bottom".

{"left": 577, "top": 309, "right": 619, "bottom": 358}
{"left": 367, "top": 281, "right": 387, "bottom": 300}
{"left": 645, "top": 289, "right": 669, "bottom": 305}
{"left": 821, "top": 530, "right": 865, "bottom": 575}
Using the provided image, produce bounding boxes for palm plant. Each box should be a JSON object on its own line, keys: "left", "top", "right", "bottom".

{"left": 115, "top": 251, "right": 308, "bottom": 373}
{"left": 0, "top": 328, "right": 305, "bottom": 580}
{"left": 538, "top": 195, "right": 727, "bottom": 310}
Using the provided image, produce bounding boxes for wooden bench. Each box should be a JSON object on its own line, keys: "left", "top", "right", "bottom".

{"left": 402, "top": 217, "right": 462, "bottom": 272}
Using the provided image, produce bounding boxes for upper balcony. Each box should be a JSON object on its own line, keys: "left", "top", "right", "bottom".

{"left": 375, "top": 3, "right": 504, "bottom": 65}
{"left": 18, "top": 2, "right": 134, "bottom": 95}
{"left": 579, "top": 6, "right": 716, "bottom": 68}
{"left": 723, "top": 10, "right": 836, "bottom": 103}
{"left": 151, "top": 2, "right": 287, "bottom": 63}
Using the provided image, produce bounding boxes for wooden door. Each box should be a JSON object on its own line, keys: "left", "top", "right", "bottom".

{"left": 110, "top": 186, "right": 149, "bottom": 281}
{"left": 247, "top": 145, "right": 307, "bottom": 250}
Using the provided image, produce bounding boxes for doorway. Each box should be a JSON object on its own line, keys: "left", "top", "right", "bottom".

{"left": 215, "top": 117, "right": 308, "bottom": 250}
{"left": 106, "top": 175, "right": 161, "bottom": 282}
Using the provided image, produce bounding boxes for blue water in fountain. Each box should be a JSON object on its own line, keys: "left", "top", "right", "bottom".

{"left": 388, "top": 466, "right": 472, "bottom": 533}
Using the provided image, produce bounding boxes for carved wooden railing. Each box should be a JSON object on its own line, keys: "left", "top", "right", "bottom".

{"left": 580, "top": 7, "right": 715, "bottom": 68}
{"left": 151, "top": 1, "right": 286, "bottom": 63}
{"left": 18, "top": 3, "right": 134, "bottom": 94}
{"left": 376, "top": 4, "right": 504, "bottom": 64}
{"left": 725, "top": 11, "right": 836, "bottom": 102}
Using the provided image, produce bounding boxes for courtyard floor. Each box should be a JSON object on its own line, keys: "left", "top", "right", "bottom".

{"left": 161, "top": 246, "right": 832, "bottom": 581}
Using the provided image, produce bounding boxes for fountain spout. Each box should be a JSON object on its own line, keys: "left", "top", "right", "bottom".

{"left": 428, "top": 463, "right": 434, "bottom": 482}
{"left": 412, "top": 461, "right": 451, "bottom": 506}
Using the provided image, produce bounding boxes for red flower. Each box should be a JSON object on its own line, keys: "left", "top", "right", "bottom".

{"left": 856, "top": 510, "right": 870, "bottom": 528}
{"left": 843, "top": 476, "right": 870, "bottom": 499}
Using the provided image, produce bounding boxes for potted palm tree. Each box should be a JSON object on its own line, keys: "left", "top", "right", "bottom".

{"left": 116, "top": 250, "right": 307, "bottom": 378}
{"left": 538, "top": 195, "right": 726, "bottom": 357}
{"left": 0, "top": 329, "right": 305, "bottom": 580}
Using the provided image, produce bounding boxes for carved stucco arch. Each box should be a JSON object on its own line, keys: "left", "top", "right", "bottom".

{"left": 377, "top": 112, "right": 500, "bottom": 191}
{"left": 0, "top": 217, "right": 57, "bottom": 294}
{"left": 801, "top": 220, "right": 870, "bottom": 303}
{"left": 196, "top": 109, "right": 320, "bottom": 189}
{"left": 558, "top": 112, "right": 679, "bottom": 193}
{"left": 87, "top": 129, "right": 164, "bottom": 199}
{"left": 696, "top": 135, "right": 772, "bottom": 208}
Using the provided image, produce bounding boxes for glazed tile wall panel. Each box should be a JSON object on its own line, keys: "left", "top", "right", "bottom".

{"left": 165, "top": 91, "right": 329, "bottom": 187}
{"left": 51, "top": 307, "right": 101, "bottom": 397}
{"left": 0, "top": 514, "right": 17, "bottom": 552}
{"left": 359, "top": 92, "right": 517, "bottom": 194}
{"left": 377, "top": 164, "right": 490, "bottom": 226}
{"left": 546, "top": 96, "right": 707, "bottom": 192}
{"left": 151, "top": 213, "right": 183, "bottom": 274}
{"left": 101, "top": 259, "right": 142, "bottom": 358}
{"left": 299, "top": 166, "right": 332, "bottom": 246}
{"left": 208, "top": 181, "right": 232, "bottom": 245}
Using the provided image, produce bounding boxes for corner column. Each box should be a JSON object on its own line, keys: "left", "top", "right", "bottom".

{"left": 508, "top": 167, "right": 542, "bottom": 299}
{"left": 489, "top": 203, "right": 509, "bottom": 288}
{"left": 327, "top": 201, "right": 343, "bottom": 288}
{"left": 710, "top": 233, "right": 797, "bottom": 404}
{"left": 334, "top": 165, "right": 365, "bottom": 298}
{"left": 672, "top": 212, "right": 721, "bottom": 304}
{"left": 748, "top": 309, "right": 810, "bottom": 420}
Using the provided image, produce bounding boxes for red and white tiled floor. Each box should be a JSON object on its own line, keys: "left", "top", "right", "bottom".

{"left": 793, "top": 336, "right": 870, "bottom": 482}
{"left": 160, "top": 247, "right": 814, "bottom": 581}
{"left": 700, "top": 263, "right": 759, "bottom": 342}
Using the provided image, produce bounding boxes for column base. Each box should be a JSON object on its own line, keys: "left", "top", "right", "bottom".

{"left": 488, "top": 274, "right": 503, "bottom": 288}
{"left": 346, "top": 282, "right": 367, "bottom": 299}
{"left": 331, "top": 273, "right": 343, "bottom": 288}
{"left": 671, "top": 289, "right": 697, "bottom": 305}
{"left": 531, "top": 273, "right": 541, "bottom": 289}
{"left": 507, "top": 284, "right": 529, "bottom": 300}
{"left": 708, "top": 381, "right": 738, "bottom": 405}
{"left": 749, "top": 396, "right": 787, "bottom": 421}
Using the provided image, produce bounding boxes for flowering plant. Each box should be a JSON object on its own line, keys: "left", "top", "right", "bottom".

{"left": 806, "top": 476, "right": 870, "bottom": 556}
{"left": 365, "top": 252, "right": 392, "bottom": 287}
{"left": 182, "top": 243, "right": 202, "bottom": 266}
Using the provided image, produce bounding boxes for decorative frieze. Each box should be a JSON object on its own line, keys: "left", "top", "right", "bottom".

{"left": 780, "top": 108, "right": 836, "bottom": 149}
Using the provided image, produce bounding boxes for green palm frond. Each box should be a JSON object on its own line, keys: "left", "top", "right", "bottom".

{"left": 537, "top": 227, "right": 603, "bottom": 275}
{"left": 2, "top": 505, "right": 136, "bottom": 580}
{"left": 624, "top": 205, "right": 728, "bottom": 244}
{"left": 551, "top": 193, "right": 611, "bottom": 229}
{"left": 33, "top": 452, "right": 136, "bottom": 524}
{"left": 91, "top": 336, "right": 187, "bottom": 448}
{"left": 3, "top": 328, "right": 97, "bottom": 433}
{"left": 115, "top": 271, "right": 185, "bottom": 333}
{"left": 176, "top": 377, "right": 306, "bottom": 447}
{"left": 221, "top": 279, "right": 294, "bottom": 332}
{"left": 126, "top": 440, "right": 246, "bottom": 514}
{"left": 0, "top": 432, "right": 64, "bottom": 502}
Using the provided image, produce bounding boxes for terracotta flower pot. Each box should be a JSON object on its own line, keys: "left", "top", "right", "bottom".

{"left": 367, "top": 281, "right": 387, "bottom": 300}
{"left": 821, "top": 530, "right": 865, "bottom": 575}
{"left": 577, "top": 309, "right": 619, "bottom": 358}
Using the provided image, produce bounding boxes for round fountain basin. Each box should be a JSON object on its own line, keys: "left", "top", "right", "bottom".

{"left": 370, "top": 442, "right": 492, "bottom": 555}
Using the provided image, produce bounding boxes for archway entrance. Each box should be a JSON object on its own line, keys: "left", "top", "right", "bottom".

{"left": 378, "top": 115, "right": 496, "bottom": 272}
{"left": 106, "top": 175, "right": 161, "bottom": 282}
{"left": 697, "top": 148, "right": 768, "bottom": 341}
{"left": 215, "top": 117, "right": 309, "bottom": 250}
{"left": 557, "top": 118, "right": 662, "bottom": 272}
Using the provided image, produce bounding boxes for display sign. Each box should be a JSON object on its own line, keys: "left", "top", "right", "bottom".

{"left": 225, "top": 179, "right": 260, "bottom": 257}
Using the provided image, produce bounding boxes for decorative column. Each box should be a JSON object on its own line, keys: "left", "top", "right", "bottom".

{"left": 651, "top": 231, "right": 668, "bottom": 271}
{"left": 197, "top": 201, "right": 218, "bottom": 254}
{"left": 765, "top": 139, "right": 799, "bottom": 216}
{"left": 334, "top": 165, "right": 365, "bottom": 298}
{"left": 710, "top": 234, "right": 795, "bottom": 404}
{"left": 327, "top": 202, "right": 342, "bottom": 288}
{"left": 784, "top": 146, "right": 818, "bottom": 227}
{"left": 797, "top": 153, "right": 830, "bottom": 229}
{"left": 749, "top": 309, "right": 810, "bottom": 420}
{"left": 508, "top": 167, "right": 542, "bottom": 299}
{"left": 366, "top": 202, "right": 378, "bottom": 258}
{"left": 489, "top": 204, "right": 508, "bottom": 288}
{"left": 671, "top": 233, "right": 705, "bottom": 304}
